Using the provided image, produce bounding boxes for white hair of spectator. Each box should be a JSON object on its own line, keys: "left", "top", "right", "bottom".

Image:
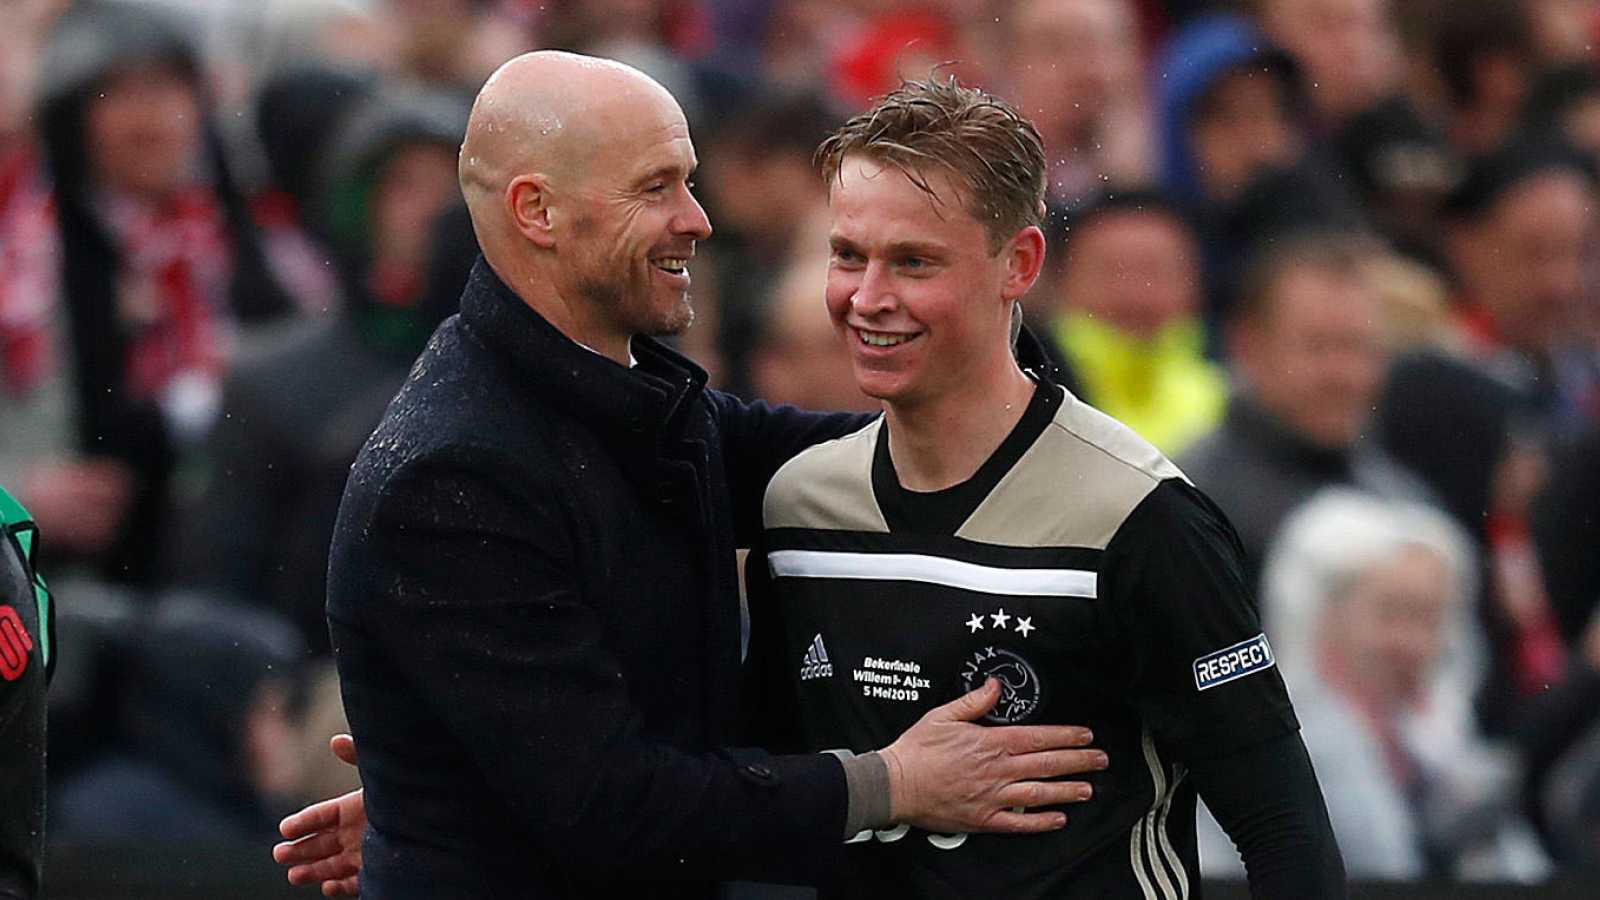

{"left": 1259, "top": 487, "right": 1482, "bottom": 709}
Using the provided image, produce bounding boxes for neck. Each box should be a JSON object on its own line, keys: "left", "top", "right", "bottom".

{"left": 883, "top": 357, "right": 1036, "bottom": 492}
{"left": 486, "top": 252, "right": 633, "bottom": 365}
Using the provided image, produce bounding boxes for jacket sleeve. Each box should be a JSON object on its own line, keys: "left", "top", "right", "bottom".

{"left": 707, "top": 390, "right": 874, "bottom": 546}
{"left": 359, "top": 452, "right": 849, "bottom": 884}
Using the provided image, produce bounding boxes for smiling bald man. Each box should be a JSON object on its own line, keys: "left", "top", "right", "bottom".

{"left": 309, "top": 52, "right": 1108, "bottom": 900}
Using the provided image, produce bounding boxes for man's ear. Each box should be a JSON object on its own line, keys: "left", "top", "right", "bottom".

{"left": 1002, "top": 225, "right": 1048, "bottom": 302}
{"left": 507, "top": 173, "right": 556, "bottom": 248}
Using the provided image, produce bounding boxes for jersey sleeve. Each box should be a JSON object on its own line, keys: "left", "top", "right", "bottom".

{"left": 1100, "top": 477, "right": 1298, "bottom": 761}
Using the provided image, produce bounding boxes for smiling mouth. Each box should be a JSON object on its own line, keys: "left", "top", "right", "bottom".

{"left": 651, "top": 257, "right": 690, "bottom": 275}
{"left": 856, "top": 328, "right": 918, "bottom": 347}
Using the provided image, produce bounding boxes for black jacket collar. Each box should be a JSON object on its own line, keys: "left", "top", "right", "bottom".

{"left": 457, "top": 257, "right": 709, "bottom": 450}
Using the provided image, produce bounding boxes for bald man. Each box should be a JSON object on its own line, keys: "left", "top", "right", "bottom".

{"left": 309, "top": 52, "right": 1105, "bottom": 899}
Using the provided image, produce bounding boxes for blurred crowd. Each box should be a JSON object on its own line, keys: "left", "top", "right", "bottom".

{"left": 2, "top": 0, "right": 1600, "bottom": 884}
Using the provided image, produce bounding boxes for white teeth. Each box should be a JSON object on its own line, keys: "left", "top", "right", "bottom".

{"left": 652, "top": 258, "right": 689, "bottom": 273}
{"left": 859, "top": 330, "right": 912, "bottom": 347}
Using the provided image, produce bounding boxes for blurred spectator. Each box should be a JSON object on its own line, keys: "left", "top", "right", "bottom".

{"left": 826, "top": 4, "right": 973, "bottom": 110}
{"left": 698, "top": 89, "right": 838, "bottom": 394}
{"left": 1523, "top": 426, "right": 1600, "bottom": 864}
{"left": 0, "top": 10, "right": 70, "bottom": 544}
{"left": 1525, "top": 0, "right": 1600, "bottom": 67}
{"left": 1524, "top": 64, "right": 1600, "bottom": 161}
{"left": 1377, "top": 141, "right": 1598, "bottom": 735}
{"left": 1180, "top": 231, "right": 1430, "bottom": 590}
{"left": 1206, "top": 489, "right": 1544, "bottom": 880}
{"left": 1537, "top": 702, "right": 1600, "bottom": 869}
{"left": 251, "top": 0, "right": 400, "bottom": 77}
{"left": 1361, "top": 247, "right": 1457, "bottom": 352}
{"left": 10, "top": 0, "right": 318, "bottom": 587}
{"left": 0, "top": 487, "right": 54, "bottom": 900}
{"left": 252, "top": 61, "right": 375, "bottom": 268}
{"left": 1535, "top": 427, "right": 1600, "bottom": 653}
{"left": 53, "top": 595, "right": 310, "bottom": 842}
{"left": 747, "top": 217, "right": 875, "bottom": 413}
{"left": 1333, "top": 96, "right": 1462, "bottom": 269}
{"left": 388, "top": 0, "right": 531, "bottom": 91}
{"left": 316, "top": 84, "right": 466, "bottom": 320}
{"left": 179, "top": 88, "right": 472, "bottom": 652}
{"left": 1257, "top": 0, "right": 1403, "bottom": 129}
{"left": 1256, "top": 0, "right": 1461, "bottom": 268}
{"left": 1153, "top": 12, "right": 1363, "bottom": 339}
{"left": 1003, "top": 0, "right": 1152, "bottom": 205}
{"left": 757, "top": 1, "right": 863, "bottom": 96}
{"left": 1044, "top": 188, "right": 1225, "bottom": 455}
{"left": 543, "top": 0, "right": 708, "bottom": 127}
{"left": 1155, "top": 13, "right": 1303, "bottom": 212}
{"left": 1430, "top": 0, "right": 1539, "bottom": 155}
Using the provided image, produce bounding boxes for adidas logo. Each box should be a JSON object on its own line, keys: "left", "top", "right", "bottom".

{"left": 800, "top": 633, "right": 834, "bottom": 681}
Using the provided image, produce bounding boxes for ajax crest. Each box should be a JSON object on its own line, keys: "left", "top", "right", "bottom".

{"left": 960, "top": 646, "right": 1042, "bottom": 723}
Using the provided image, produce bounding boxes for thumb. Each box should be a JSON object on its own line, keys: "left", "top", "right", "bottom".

{"left": 330, "top": 733, "right": 359, "bottom": 767}
{"left": 938, "top": 677, "right": 1000, "bottom": 723}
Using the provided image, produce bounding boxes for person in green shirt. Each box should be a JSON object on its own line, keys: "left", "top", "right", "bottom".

{"left": 0, "top": 487, "right": 53, "bottom": 900}
{"left": 1047, "top": 189, "right": 1227, "bottom": 457}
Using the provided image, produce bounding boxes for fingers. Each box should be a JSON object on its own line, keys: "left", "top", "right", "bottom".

{"left": 323, "top": 876, "right": 361, "bottom": 897}
{"left": 993, "top": 724, "right": 1094, "bottom": 754}
{"left": 1004, "top": 747, "right": 1109, "bottom": 781}
{"left": 274, "top": 831, "right": 345, "bottom": 866}
{"left": 975, "top": 809, "right": 1068, "bottom": 834}
{"left": 931, "top": 677, "right": 1000, "bottom": 723}
{"left": 279, "top": 798, "right": 341, "bottom": 839}
{"left": 286, "top": 854, "right": 362, "bottom": 886}
{"left": 330, "top": 733, "right": 359, "bottom": 767}
{"left": 995, "top": 779, "right": 1094, "bottom": 809}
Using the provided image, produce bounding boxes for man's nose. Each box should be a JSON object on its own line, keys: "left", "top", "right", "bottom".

{"left": 850, "top": 262, "right": 897, "bottom": 316}
{"left": 675, "top": 189, "right": 713, "bottom": 240}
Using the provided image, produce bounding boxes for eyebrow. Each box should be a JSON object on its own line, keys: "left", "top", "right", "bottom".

{"left": 829, "top": 235, "right": 948, "bottom": 258}
{"left": 632, "top": 163, "right": 696, "bottom": 189}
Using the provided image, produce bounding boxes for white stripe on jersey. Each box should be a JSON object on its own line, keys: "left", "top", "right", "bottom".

{"left": 1130, "top": 730, "right": 1189, "bottom": 900}
{"left": 767, "top": 550, "right": 1098, "bottom": 598}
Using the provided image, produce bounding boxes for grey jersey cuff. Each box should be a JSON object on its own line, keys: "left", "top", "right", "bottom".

{"left": 827, "top": 749, "right": 892, "bottom": 838}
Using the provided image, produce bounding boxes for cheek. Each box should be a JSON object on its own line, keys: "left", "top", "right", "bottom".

{"left": 824, "top": 272, "right": 855, "bottom": 323}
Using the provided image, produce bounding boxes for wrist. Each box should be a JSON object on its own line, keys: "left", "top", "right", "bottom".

{"left": 879, "top": 744, "right": 909, "bottom": 823}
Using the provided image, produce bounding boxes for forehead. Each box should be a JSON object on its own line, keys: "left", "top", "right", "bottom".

{"left": 589, "top": 90, "right": 698, "bottom": 182}
{"left": 1019, "top": 0, "right": 1125, "bottom": 35}
{"left": 1072, "top": 208, "right": 1193, "bottom": 252}
{"left": 1270, "top": 265, "right": 1378, "bottom": 325}
{"left": 1198, "top": 69, "right": 1290, "bottom": 118}
{"left": 827, "top": 156, "right": 981, "bottom": 243}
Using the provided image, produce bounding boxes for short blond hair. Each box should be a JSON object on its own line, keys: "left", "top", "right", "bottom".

{"left": 816, "top": 75, "right": 1047, "bottom": 252}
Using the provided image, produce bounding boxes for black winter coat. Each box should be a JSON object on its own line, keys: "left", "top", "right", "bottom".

{"left": 328, "top": 259, "right": 864, "bottom": 898}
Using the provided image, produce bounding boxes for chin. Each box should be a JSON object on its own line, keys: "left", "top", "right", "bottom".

{"left": 853, "top": 373, "right": 914, "bottom": 406}
{"left": 647, "top": 298, "right": 695, "bottom": 337}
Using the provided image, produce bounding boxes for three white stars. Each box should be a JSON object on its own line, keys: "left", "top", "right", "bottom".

{"left": 966, "top": 609, "right": 1035, "bottom": 637}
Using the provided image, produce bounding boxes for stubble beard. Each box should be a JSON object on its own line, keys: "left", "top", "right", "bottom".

{"left": 576, "top": 265, "right": 695, "bottom": 339}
